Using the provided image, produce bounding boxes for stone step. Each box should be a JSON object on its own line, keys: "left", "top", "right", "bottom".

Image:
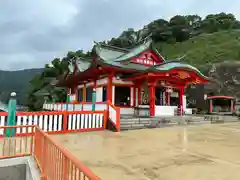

{"left": 119, "top": 115, "right": 239, "bottom": 131}
{"left": 120, "top": 123, "right": 145, "bottom": 129}
{"left": 120, "top": 118, "right": 205, "bottom": 124}
{"left": 120, "top": 119, "right": 239, "bottom": 131}
{"left": 120, "top": 123, "right": 179, "bottom": 131}
{"left": 120, "top": 121, "right": 151, "bottom": 125}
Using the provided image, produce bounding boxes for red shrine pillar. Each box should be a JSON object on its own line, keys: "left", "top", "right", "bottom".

{"left": 107, "top": 73, "right": 113, "bottom": 103}
{"left": 149, "top": 85, "right": 155, "bottom": 116}
{"left": 165, "top": 90, "right": 169, "bottom": 105}
{"left": 179, "top": 87, "right": 184, "bottom": 115}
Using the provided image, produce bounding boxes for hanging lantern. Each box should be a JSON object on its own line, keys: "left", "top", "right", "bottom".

{"left": 142, "top": 80, "right": 149, "bottom": 104}
{"left": 161, "top": 81, "right": 165, "bottom": 86}
{"left": 166, "top": 88, "right": 173, "bottom": 93}
{"left": 204, "top": 94, "right": 207, "bottom": 100}
{"left": 190, "top": 84, "right": 196, "bottom": 89}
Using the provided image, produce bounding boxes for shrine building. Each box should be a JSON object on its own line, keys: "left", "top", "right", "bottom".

{"left": 56, "top": 38, "right": 209, "bottom": 116}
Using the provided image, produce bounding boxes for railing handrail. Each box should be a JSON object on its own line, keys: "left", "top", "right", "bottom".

{"left": 0, "top": 125, "right": 35, "bottom": 129}
{"left": 15, "top": 110, "right": 106, "bottom": 116}
{"left": 35, "top": 126, "right": 101, "bottom": 180}
{"left": 0, "top": 110, "right": 106, "bottom": 116}
{"left": 46, "top": 102, "right": 107, "bottom": 105}
{"left": 107, "top": 100, "right": 117, "bottom": 110}
{"left": 0, "top": 125, "right": 101, "bottom": 180}
{"left": 107, "top": 101, "right": 120, "bottom": 132}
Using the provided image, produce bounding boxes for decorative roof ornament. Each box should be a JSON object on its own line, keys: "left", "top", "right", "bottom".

{"left": 68, "top": 62, "right": 74, "bottom": 73}
{"left": 155, "top": 48, "right": 166, "bottom": 62}
{"left": 137, "top": 33, "right": 152, "bottom": 45}
{"left": 93, "top": 41, "right": 102, "bottom": 50}
{"left": 75, "top": 57, "right": 91, "bottom": 72}
{"left": 209, "top": 64, "right": 216, "bottom": 73}
{"left": 176, "top": 54, "right": 186, "bottom": 61}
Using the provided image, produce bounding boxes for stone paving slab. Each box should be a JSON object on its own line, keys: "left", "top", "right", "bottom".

{"left": 52, "top": 122, "right": 240, "bottom": 180}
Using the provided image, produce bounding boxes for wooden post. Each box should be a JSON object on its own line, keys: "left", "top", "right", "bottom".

{"left": 83, "top": 84, "right": 86, "bottom": 102}
{"left": 138, "top": 87, "right": 141, "bottom": 105}
{"left": 165, "top": 89, "right": 169, "bottom": 105}
{"left": 107, "top": 74, "right": 113, "bottom": 103}
{"left": 149, "top": 85, "right": 155, "bottom": 116}
{"left": 82, "top": 84, "right": 86, "bottom": 111}
{"left": 6, "top": 92, "right": 17, "bottom": 137}
{"left": 75, "top": 86, "right": 78, "bottom": 103}
{"left": 63, "top": 112, "right": 68, "bottom": 132}
{"left": 230, "top": 100, "right": 234, "bottom": 113}
{"left": 209, "top": 99, "right": 213, "bottom": 113}
{"left": 179, "top": 87, "right": 184, "bottom": 115}
{"left": 133, "top": 87, "right": 136, "bottom": 107}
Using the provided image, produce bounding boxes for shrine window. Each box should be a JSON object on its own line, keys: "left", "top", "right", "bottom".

{"left": 77, "top": 88, "right": 83, "bottom": 102}
{"left": 114, "top": 86, "right": 131, "bottom": 106}
{"left": 86, "top": 87, "right": 93, "bottom": 102}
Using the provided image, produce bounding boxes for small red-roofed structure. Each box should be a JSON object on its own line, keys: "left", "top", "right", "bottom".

{"left": 207, "top": 96, "right": 236, "bottom": 115}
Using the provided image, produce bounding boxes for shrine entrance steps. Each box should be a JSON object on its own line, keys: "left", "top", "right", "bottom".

{"left": 119, "top": 115, "right": 239, "bottom": 131}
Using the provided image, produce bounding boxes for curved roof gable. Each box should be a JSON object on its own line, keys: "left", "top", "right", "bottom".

{"left": 75, "top": 58, "right": 92, "bottom": 72}
{"left": 93, "top": 43, "right": 126, "bottom": 62}
{"left": 148, "top": 61, "right": 209, "bottom": 79}
{"left": 68, "top": 58, "right": 92, "bottom": 74}
{"left": 114, "top": 39, "right": 153, "bottom": 62}
{"left": 93, "top": 38, "right": 165, "bottom": 64}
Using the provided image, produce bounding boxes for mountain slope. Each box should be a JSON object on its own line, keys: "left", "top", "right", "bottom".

{"left": 158, "top": 30, "right": 240, "bottom": 66}
{"left": 0, "top": 68, "right": 43, "bottom": 105}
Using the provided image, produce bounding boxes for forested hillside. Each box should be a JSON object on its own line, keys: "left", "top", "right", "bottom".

{"left": 159, "top": 30, "right": 240, "bottom": 66}
{"left": 0, "top": 68, "right": 43, "bottom": 105}
{"left": 5, "top": 12, "right": 240, "bottom": 110}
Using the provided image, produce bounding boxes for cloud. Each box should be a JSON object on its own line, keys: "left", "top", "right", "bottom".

{"left": 0, "top": 0, "right": 239, "bottom": 70}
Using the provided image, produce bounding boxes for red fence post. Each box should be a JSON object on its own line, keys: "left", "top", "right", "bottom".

{"left": 63, "top": 111, "right": 68, "bottom": 133}
{"left": 103, "top": 110, "right": 108, "bottom": 129}
{"left": 116, "top": 107, "right": 121, "bottom": 132}
{"left": 62, "top": 155, "right": 69, "bottom": 179}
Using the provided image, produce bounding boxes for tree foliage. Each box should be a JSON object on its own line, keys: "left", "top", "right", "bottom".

{"left": 27, "top": 50, "right": 91, "bottom": 110}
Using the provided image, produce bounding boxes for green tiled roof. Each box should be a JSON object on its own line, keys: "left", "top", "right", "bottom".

{"left": 65, "top": 39, "right": 209, "bottom": 82}
{"left": 94, "top": 43, "right": 126, "bottom": 62}
{"left": 93, "top": 38, "right": 161, "bottom": 64}
{"left": 68, "top": 63, "right": 74, "bottom": 73}
{"left": 75, "top": 58, "right": 91, "bottom": 72}
{"left": 97, "top": 60, "right": 148, "bottom": 71}
{"left": 114, "top": 39, "right": 152, "bottom": 62}
{"left": 148, "top": 61, "right": 208, "bottom": 79}
{"left": 68, "top": 58, "right": 92, "bottom": 73}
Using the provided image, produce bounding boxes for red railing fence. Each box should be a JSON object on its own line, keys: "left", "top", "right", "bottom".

{"left": 0, "top": 125, "right": 101, "bottom": 180}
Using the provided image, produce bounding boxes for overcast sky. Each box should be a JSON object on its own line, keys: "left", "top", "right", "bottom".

{"left": 0, "top": 0, "right": 239, "bottom": 70}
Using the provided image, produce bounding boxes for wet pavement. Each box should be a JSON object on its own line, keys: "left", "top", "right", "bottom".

{"left": 53, "top": 122, "right": 240, "bottom": 180}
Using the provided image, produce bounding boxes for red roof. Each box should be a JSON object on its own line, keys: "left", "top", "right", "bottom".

{"left": 207, "top": 96, "right": 235, "bottom": 100}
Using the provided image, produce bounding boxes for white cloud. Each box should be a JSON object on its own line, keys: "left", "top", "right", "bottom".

{"left": 0, "top": 0, "right": 239, "bottom": 70}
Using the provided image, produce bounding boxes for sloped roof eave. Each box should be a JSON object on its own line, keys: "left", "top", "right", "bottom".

{"left": 145, "top": 62, "right": 209, "bottom": 80}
